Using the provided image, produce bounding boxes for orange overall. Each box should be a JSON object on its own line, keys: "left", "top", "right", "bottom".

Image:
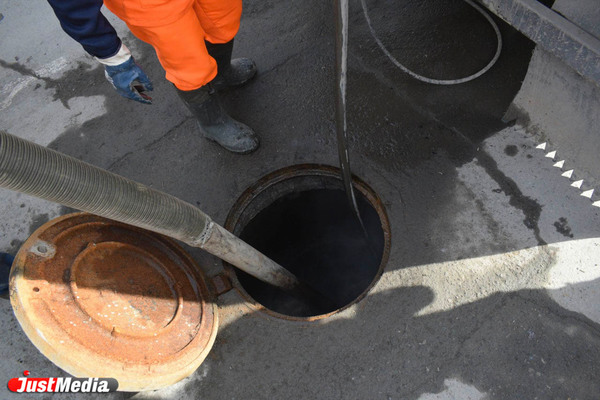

{"left": 103, "top": 0, "right": 242, "bottom": 90}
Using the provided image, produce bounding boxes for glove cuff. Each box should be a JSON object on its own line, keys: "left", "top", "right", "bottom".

{"left": 96, "top": 43, "right": 132, "bottom": 66}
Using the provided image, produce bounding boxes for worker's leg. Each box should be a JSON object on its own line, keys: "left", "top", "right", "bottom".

{"left": 126, "top": 3, "right": 259, "bottom": 154}
{"left": 193, "top": 0, "right": 256, "bottom": 90}
{"left": 127, "top": 8, "right": 216, "bottom": 91}
{"left": 192, "top": 0, "right": 242, "bottom": 44}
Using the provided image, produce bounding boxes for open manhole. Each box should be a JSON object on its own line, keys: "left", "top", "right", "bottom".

{"left": 225, "top": 164, "right": 391, "bottom": 320}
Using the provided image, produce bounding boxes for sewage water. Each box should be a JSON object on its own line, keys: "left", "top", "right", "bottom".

{"left": 236, "top": 187, "right": 385, "bottom": 318}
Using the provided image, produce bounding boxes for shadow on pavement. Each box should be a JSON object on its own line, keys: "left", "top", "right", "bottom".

{"left": 2, "top": 0, "right": 600, "bottom": 398}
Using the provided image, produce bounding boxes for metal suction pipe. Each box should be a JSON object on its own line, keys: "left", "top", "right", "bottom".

{"left": 0, "top": 131, "right": 301, "bottom": 291}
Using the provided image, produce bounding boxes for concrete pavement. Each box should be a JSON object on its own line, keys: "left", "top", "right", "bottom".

{"left": 1, "top": 0, "right": 599, "bottom": 398}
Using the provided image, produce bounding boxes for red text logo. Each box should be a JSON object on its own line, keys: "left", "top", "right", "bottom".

{"left": 7, "top": 371, "right": 118, "bottom": 393}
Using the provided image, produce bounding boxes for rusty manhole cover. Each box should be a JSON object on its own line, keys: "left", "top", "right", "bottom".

{"left": 9, "top": 213, "right": 218, "bottom": 391}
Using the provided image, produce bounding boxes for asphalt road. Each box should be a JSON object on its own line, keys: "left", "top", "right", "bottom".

{"left": 1, "top": 0, "right": 599, "bottom": 399}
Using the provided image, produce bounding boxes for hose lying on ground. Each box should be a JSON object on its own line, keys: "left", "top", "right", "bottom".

{"left": 360, "top": 0, "right": 502, "bottom": 85}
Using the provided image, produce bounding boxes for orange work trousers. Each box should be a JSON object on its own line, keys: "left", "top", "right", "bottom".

{"left": 112, "top": 0, "right": 242, "bottom": 91}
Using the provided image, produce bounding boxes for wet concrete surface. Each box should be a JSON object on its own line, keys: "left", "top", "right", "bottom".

{"left": 1, "top": 0, "right": 600, "bottom": 399}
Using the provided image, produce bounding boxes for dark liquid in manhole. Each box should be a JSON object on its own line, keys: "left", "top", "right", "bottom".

{"left": 237, "top": 188, "right": 385, "bottom": 317}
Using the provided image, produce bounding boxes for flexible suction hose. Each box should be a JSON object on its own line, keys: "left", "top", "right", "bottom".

{"left": 0, "top": 131, "right": 301, "bottom": 291}
{"left": 0, "top": 131, "right": 209, "bottom": 244}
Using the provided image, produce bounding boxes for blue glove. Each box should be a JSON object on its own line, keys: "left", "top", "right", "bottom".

{"left": 104, "top": 57, "right": 153, "bottom": 104}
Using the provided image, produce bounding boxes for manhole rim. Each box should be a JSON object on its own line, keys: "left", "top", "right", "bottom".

{"left": 223, "top": 164, "right": 392, "bottom": 321}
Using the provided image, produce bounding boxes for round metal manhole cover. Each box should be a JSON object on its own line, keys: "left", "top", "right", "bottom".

{"left": 9, "top": 213, "right": 218, "bottom": 392}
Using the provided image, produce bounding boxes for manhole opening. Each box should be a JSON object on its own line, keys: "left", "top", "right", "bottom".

{"left": 226, "top": 166, "right": 390, "bottom": 319}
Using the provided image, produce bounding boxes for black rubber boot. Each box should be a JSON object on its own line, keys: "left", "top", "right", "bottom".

{"left": 177, "top": 86, "right": 259, "bottom": 154}
{"left": 205, "top": 39, "right": 257, "bottom": 91}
